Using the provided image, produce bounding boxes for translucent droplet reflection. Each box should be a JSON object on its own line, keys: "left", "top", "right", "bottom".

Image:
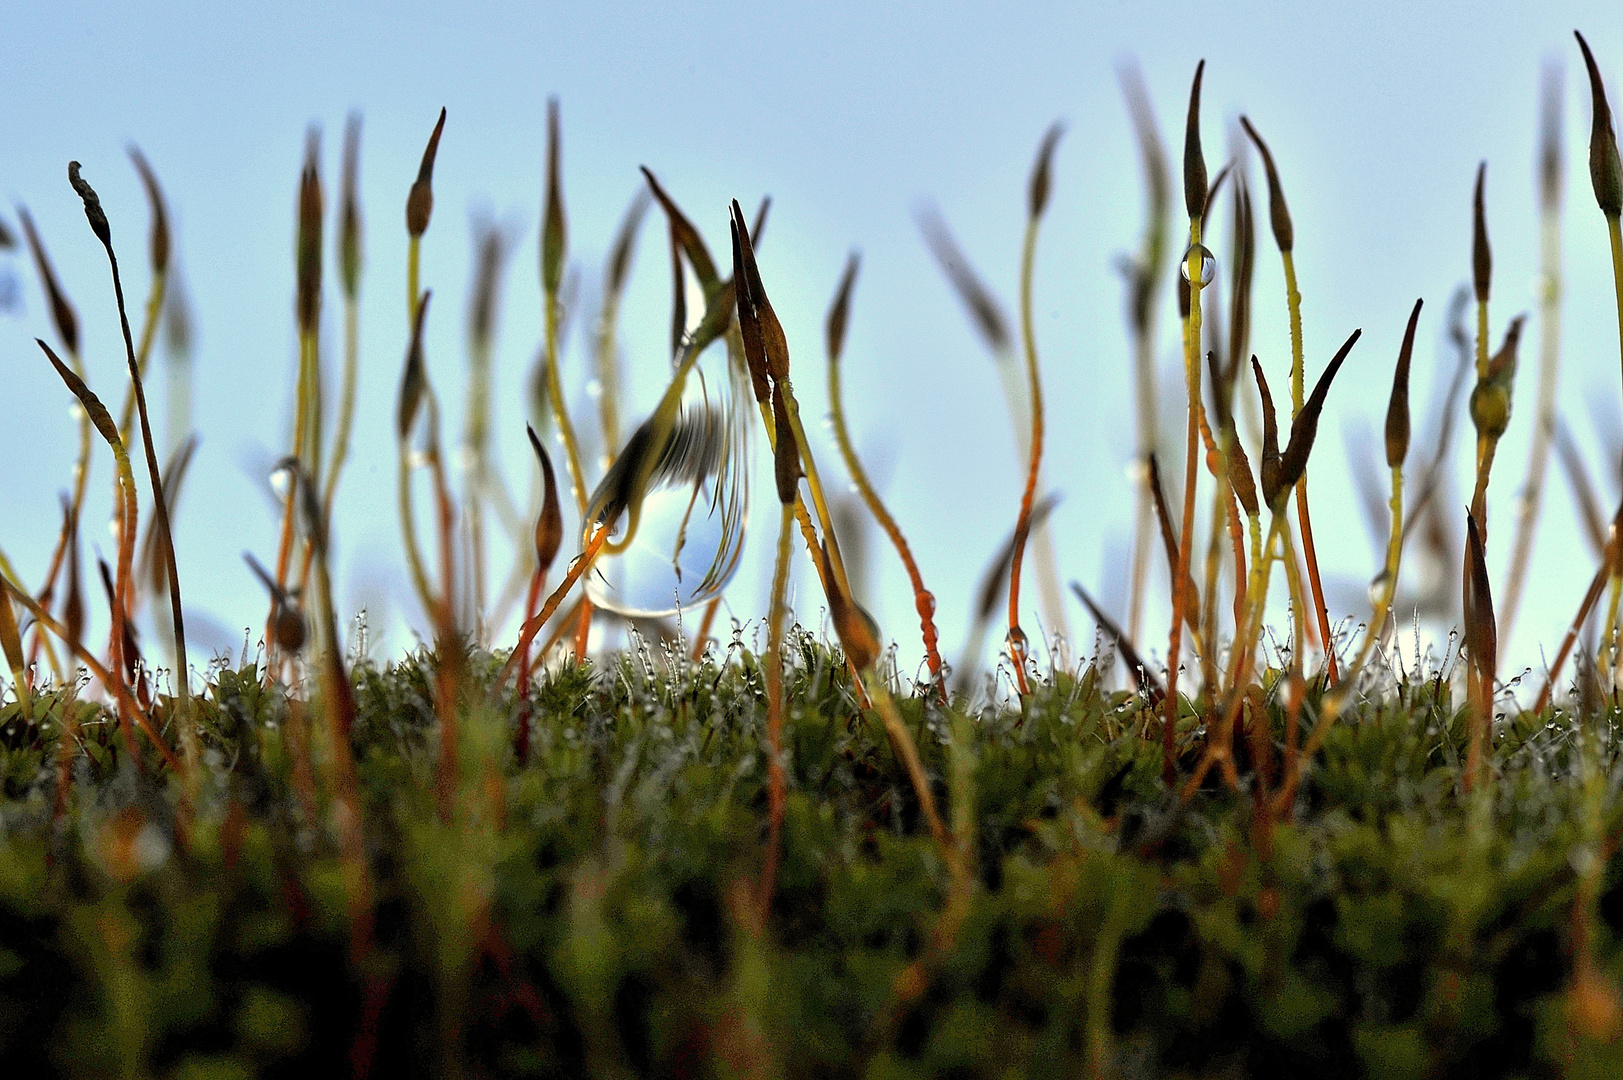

{"left": 1368, "top": 569, "right": 1390, "bottom": 609}
{"left": 586, "top": 362, "right": 751, "bottom": 618}
{"left": 1179, "top": 243, "right": 1216, "bottom": 285}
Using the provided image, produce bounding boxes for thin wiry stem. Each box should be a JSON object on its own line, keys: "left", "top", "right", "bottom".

{"left": 1, "top": 573, "right": 179, "bottom": 773}
{"left": 1007, "top": 212, "right": 1047, "bottom": 697}
{"left": 1166, "top": 222, "right": 1207, "bottom": 782}
{"left": 1281, "top": 250, "right": 1336, "bottom": 681}
{"left": 826, "top": 263, "right": 947, "bottom": 699}
{"left": 72, "top": 164, "right": 198, "bottom": 781}
{"left": 757, "top": 502, "right": 795, "bottom": 915}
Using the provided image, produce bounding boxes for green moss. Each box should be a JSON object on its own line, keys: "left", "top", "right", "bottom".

{"left": 0, "top": 638, "right": 1616, "bottom": 1076}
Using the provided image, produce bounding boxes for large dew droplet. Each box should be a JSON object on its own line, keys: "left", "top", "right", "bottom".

{"left": 1179, "top": 243, "right": 1216, "bottom": 286}
{"left": 585, "top": 362, "right": 752, "bottom": 618}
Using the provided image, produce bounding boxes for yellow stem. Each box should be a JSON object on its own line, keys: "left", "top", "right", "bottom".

{"left": 543, "top": 292, "right": 588, "bottom": 516}
{"left": 1165, "top": 218, "right": 1206, "bottom": 777}
{"left": 322, "top": 295, "right": 361, "bottom": 531}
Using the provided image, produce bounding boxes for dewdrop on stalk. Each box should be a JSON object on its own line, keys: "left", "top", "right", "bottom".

{"left": 1179, "top": 243, "right": 1216, "bottom": 285}
{"left": 584, "top": 382, "right": 750, "bottom": 618}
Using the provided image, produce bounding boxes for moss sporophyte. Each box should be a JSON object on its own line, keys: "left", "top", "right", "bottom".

{"left": 8, "top": 32, "right": 1623, "bottom": 1076}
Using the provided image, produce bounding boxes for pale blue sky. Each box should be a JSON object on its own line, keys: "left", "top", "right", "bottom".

{"left": 2, "top": 1, "right": 1622, "bottom": 685}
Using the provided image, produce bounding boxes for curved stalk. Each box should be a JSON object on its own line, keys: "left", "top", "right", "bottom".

{"left": 826, "top": 270, "right": 947, "bottom": 699}
{"left": 1166, "top": 220, "right": 1207, "bottom": 780}
{"left": 1007, "top": 214, "right": 1047, "bottom": 697}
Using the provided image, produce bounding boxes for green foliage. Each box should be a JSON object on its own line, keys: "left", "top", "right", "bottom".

{"left": 0, "top": 637, "right": 1620, "bottom": 1077}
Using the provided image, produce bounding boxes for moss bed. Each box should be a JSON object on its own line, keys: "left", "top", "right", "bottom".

{"left": 0, "top": 632, "right": 1617, "bottom": 1079}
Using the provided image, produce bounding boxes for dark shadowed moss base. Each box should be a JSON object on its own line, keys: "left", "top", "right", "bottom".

{"left": 1, "top": 633, "right": 1620, "bottom": 1078}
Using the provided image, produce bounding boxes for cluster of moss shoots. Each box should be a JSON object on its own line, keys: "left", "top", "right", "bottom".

{"left": 3, "top": 30, "right": 1623, "bottom": 1079}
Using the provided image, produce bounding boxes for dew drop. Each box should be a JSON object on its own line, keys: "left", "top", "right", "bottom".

{"left": 587, "top": 366, "right": 753, "bottom": 619}
{"left": 1007, "top": 626, "right": 1030, "bottom": 669}
{"left": 1179, "top": 244, "right": 1216, "bottom": 286}
{"left": 1367, "top": 569, "right": 1390, "bottom": 609}
{"left": 68, "top": 403, "right": 86, "bottom": 422}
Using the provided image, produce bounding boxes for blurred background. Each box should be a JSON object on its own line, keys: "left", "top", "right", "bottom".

{"left": 2, "top": 0, "right": 1622, "bottom": 691}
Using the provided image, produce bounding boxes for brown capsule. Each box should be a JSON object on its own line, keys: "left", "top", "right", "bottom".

{"left": 1206, "top": 349, "right": 1231, "bottom": 435}
{"left": 468, "top": 224, "right": 506, "bottom": 355}
{"left": 397, "top": 291, "right": 431, "bottom": 439}
{"left": 273, "top": 602, "right": 308, "bottom": 653}
{"left": 542, "top": 97, "right": 567, "bottom": 299}
{"left": 1472, "top": 162, "right": 1490, "bottom": 305}
{"left": 406, "top": 107, "right": 446, "bottom": 239}
{"left": 296, "top": 129, "right": 323, "bottom": 338}
{"left": 668, "top": 217, "right": 687, "bottom": 359}
{"left": 1183, "top": 60, "right": 1208, "bottom": 220}
{"left": 640, "top": 166, "right": 718, "bottom": 289}
{"left": 750, "top": 195, "right": 771, "bottom": 251}
{"left": 1470, "top": 315, "right": 1525, "bottom": 441}
{"left": 825, "top": 252, "right": 860, "bottom": 364}
{"left": 1227, "top": 178, "right": 1256, "bottom": 384}
{"left": 37, "top": 339, "right": 121, "bottom": 450}
{"left": 96, "top": 558, "right": 141, "bottom": 678}
{"left": 730, "top": 199, "right": 790, "bottom": 382}
{"left": 67, "top": 162, "right": 111, "bottom": 248}
{"left": 18, "top": 207, "right": 79, "bottom": 355}
{"left": 1577, "top": 30, "right": 1623, "bottom": 218}
{"left": 1229, "top": 435, "right": 1260, "bottom": 517}
{"left": 605, "top": 189, "right": 650, "bottom": 304}
{"left": 916, "top": 205, "right": 1013, "bottom": 354}
{"left": 821, "top": 539, "right": 879, "bottom": 672}
{"left": 1385, "top": 299, "right": 1423, "bottom": 468}
{"left": 1277, "top": 328, "right": 1361, "bottom": 496}
{"left": 60, "top": 495, "right": 83, "bottom": 655}
{"left": 1069, "top": 581, "right": 1165, "bottom": 703}
{"left": 245, "top": 552, "right": 307, "bottom": 653}
{"left": 526, "top": 424, "right": 563, "bottom": 573}
{"left": 127, "top": 146, "right": 170, "bottom": 276}
{"left": 1146, "top": 453, "right": 1201, "bottom": 617}
{"left": 1028, "top": 121, "right": 1064, "bottom": 220}
{"left": 339, "top": 112, "right": 363, "bottom": 301}
{"left": 1239, "top": 116, "right": 1294, "bottom": 253}
{"left": 730, "top": 216, "right": 770, "bottom": 405}
{"left": 1251, "top": 356, "right": 1283, "bottom": 507}
{"left": 1462, "top": 509, "right": 1496, "bottom": 676}
{"left": 772, "top": 386, "right": 802, "bottom": 505}
{"left": 973, "top": 494, "right": 1060, "bottom": 623}
{"left": 1539, "top": 60, "right": 1564, "bottom": 215}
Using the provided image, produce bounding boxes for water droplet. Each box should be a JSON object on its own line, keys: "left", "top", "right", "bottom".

{"left": 587, "top": 360, "right": 753, "bottom": 618}
{"left": 269, "top": 463, "right": 294, "bottom": 496}
{"left": 585, "top": 379, "right": 604, "bottom": 400}
{"left": 1367, "top": 569, "right": 1390, "bottom": 608}
{"left": 68, "top": 403, "right": 86, "bottom": 422}
{"left": 1179, "top": 244, "right": 1216, "bottom": 286}
{"left": 1007, "top": 626, "right": 1030, "bottom": 669}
